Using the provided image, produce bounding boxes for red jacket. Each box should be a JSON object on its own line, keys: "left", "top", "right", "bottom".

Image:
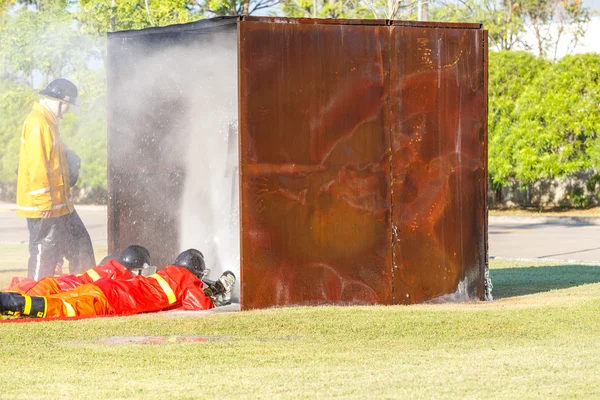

{"left": 8, "top": 260, "right": 133, "bottom": 296}
{"left": 93, "top": 265, "right": 214, "bottom": 315}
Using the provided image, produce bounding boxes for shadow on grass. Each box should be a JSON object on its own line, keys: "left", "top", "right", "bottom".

{"left": 491, "top": 264, "right": 600, "bottom": 299}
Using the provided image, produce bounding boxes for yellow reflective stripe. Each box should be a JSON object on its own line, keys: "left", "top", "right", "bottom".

{"left": 86, "top": 269, "right": 101, "bottom": 282}
{"left": 42, "top": 297, "right": 47, "bottom": 318}
{"left": 16, "top": 203, "right": 67, "bottom": 212}
{"left": 16, "top": 205, "right": 38, "bottom": 211}
{"left": 150, "top": 274, "right": 177, "bottom": 305}
{"left": 23, "top": 295, "right": 32, "bottom": 315}
{"left": 28, "top": 187, "right": 50, "bottom": 195}
{"left": 62, "top": 300, "right": 76, "bottom": 317}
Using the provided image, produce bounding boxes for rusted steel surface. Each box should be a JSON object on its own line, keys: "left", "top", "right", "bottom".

{"left": 389, "top": 27, "right": 486, "bottom": 304}
{"left": 239, "top": 21, "right": 394, "bottom": 309}
{"left": 242, "top": 16, "right": 481, "bottom": 29}
{"left": 483, "top": 30, "right": 490, "bottom": 291}
{"left": 242, "top": 16, "right": 388, "bottom": 26}
{"left": 239, "top": 19, "right": 487, "bottom": 308}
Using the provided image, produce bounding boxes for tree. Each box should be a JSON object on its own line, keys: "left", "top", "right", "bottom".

{"left": 489, "top": 53, "right": 600, "bottom": 186}
{"left": 198, "top": 0, "right": 278, "bottom": 16}
{"left": 488, "top": 51, "right": 550, "bottom": 189}
{"left": 281, "top": 0, "right": 376, "bottom": 18}
{"left": 431, "top": 0, "right": 526, "bottom": 51}
{"left": 0, "top": 5, "right": 95, "bottom": 85}
{"left": 0, "top": 80, "right": 38, "bottom": 182}
{"left": 431, "top": 0, "right": 590, "bottom": 59}
{"left": 77, "top": 0, "right": 201, "bottom": 34}
{"left": 520, "top": 0, "right": 590, "bottom": 61}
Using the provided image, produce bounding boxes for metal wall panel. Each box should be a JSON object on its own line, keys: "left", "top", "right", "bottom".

{"left": 238, "top": 18, "right": 487, "bottom": 308}
{"left": 238, "top": 20, "right": 394, "bottom": 309}
{"left": 389, "top": 27, "right": 486, "bottom": 303}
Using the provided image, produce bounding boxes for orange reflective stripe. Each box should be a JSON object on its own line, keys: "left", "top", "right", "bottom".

{"left": 86, "top": 269, "right": 101, "bottom": 282}
{"left": 149, "top": 274, "right": 176, "bottom": 305}
{"left": 23, "top": 295, "right": 32, "bottom": 315}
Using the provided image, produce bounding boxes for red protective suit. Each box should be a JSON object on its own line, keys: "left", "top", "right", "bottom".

{"left": 6, "top": 260, "right": 133, "bottom": 296}
{"left": 39, "top": 265, "right": 214, "bottom": 318}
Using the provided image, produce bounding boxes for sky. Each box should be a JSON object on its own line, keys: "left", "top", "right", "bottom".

{"left": 584, "top": 0, "right": 600, "bottom": 12}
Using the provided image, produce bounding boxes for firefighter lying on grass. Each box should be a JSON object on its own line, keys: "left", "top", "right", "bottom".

{"left": 0, "top": 247, "right": 235, "bottom": 319}
{"left": 5, "top": 245, "right": 151, "bottom": 297}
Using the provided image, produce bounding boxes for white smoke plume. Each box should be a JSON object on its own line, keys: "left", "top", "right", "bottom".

{"left": 109, "top": 28, "right": 240, "bottom": 294}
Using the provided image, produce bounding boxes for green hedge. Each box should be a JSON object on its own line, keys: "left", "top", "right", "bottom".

{"left": 489, "top": 52, "right": 600, "bottom": 187}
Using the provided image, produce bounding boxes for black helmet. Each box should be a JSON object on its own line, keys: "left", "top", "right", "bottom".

{"left": 99, "top": 253, "right": 119, "bottom": 266}
{"left": 119, "top": 245, "right": 151, "bottom": 270}
{"left": 38, "top": 78, "right": 79, "bottom": 106}
{"left": 173, "top": 249, "right": 206, "bottom": 279}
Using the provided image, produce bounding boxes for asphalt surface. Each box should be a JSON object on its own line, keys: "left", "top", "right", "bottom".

{"left": 0, "top": 203, "right": 107, "bottom": 245}
{"left": 2, "top": 203, "right": 600, "bottom": 263}
{"left": 489, "top": 216, "right": 600, "bottom": 263}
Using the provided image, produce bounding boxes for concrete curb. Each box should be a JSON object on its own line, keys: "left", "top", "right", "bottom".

{"left": 489, "top": 215, "right": 600, "bottom": 225}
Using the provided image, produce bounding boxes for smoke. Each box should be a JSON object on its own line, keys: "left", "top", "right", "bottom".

{"left": 177, "top": 37, "right": 240, "bottom": 291}
{"left": 108, "top": 28, "right": 240, "bottom": 293}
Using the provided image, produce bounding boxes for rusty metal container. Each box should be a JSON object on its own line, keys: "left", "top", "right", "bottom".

{"left": 107, "top": 16, "right": 488, "bottom": 309}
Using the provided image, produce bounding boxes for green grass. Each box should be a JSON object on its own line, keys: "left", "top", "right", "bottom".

{"left": 2, "top": 245, "right": 600, "bottom": 399}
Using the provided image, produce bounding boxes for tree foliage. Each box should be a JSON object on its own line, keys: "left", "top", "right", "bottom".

{"left": 280, "top": 0, "right": 375, "bottom": 19}
{"left": 431, "top": 0, "right": 525, "bottom": 51}
{"left": 431, "top": 0, "right": 590, "bottom": 60}
{"left": 488, "top": 51, "right": 550, "bottom": 132}
{"left": 0, "top": 80, "right": 38, "bottom": 181}
{"left": 489, "top": 53, "right": 600, "bottom": 186}
{"left": 77, "top": 0, "right": 201, "bottom": 34}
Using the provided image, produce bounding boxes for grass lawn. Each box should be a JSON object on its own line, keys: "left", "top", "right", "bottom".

{"left": 1, "top": 245, "right": 600, "bottom": 399}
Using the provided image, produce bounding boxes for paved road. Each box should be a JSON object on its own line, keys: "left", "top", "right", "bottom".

{"left": 0, "top": 203, "right": 107, "bottom": 246}
{"left": 489, "top": 216, "right": 600, "bottom": 263}
{"left": 2, "top": 203, "right": 600, "bottom": 262}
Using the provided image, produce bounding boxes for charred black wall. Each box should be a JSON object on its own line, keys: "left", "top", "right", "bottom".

{"left": 107, "top": 17, "right": 239, "bottom": 268}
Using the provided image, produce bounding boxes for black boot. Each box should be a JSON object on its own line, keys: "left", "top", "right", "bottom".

{"left": 0, "top": 292, "right": 25, "bottom": 315}
{"left": 0, "top": 292, "right": 47, "bottom": 317}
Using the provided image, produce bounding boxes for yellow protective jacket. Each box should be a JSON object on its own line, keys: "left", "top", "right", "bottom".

{"left": 16, "top": 103, "right": 74, "bottom": 218}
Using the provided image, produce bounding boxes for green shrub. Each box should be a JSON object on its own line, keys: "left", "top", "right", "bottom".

{"left": 488, "top": 51, "right": 550, "bottom": 187}
{"left": 490, "top": 52, "right": 600, "bottom": 186}
{"left": 0, "top": 81, "right": 38, "bottom": 182}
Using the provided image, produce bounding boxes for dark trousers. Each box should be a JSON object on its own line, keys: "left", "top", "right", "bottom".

{"left": 27, "top": 210, "right": 96, "bottom": 280}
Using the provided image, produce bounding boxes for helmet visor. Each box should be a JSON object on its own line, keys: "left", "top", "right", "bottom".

{"left": 130, "top": 263, "right": 157, "bottom": 277}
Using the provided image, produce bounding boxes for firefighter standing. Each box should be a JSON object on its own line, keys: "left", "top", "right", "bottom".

{"left": 16, "top": 78, "right": 95, "bottom": 280}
